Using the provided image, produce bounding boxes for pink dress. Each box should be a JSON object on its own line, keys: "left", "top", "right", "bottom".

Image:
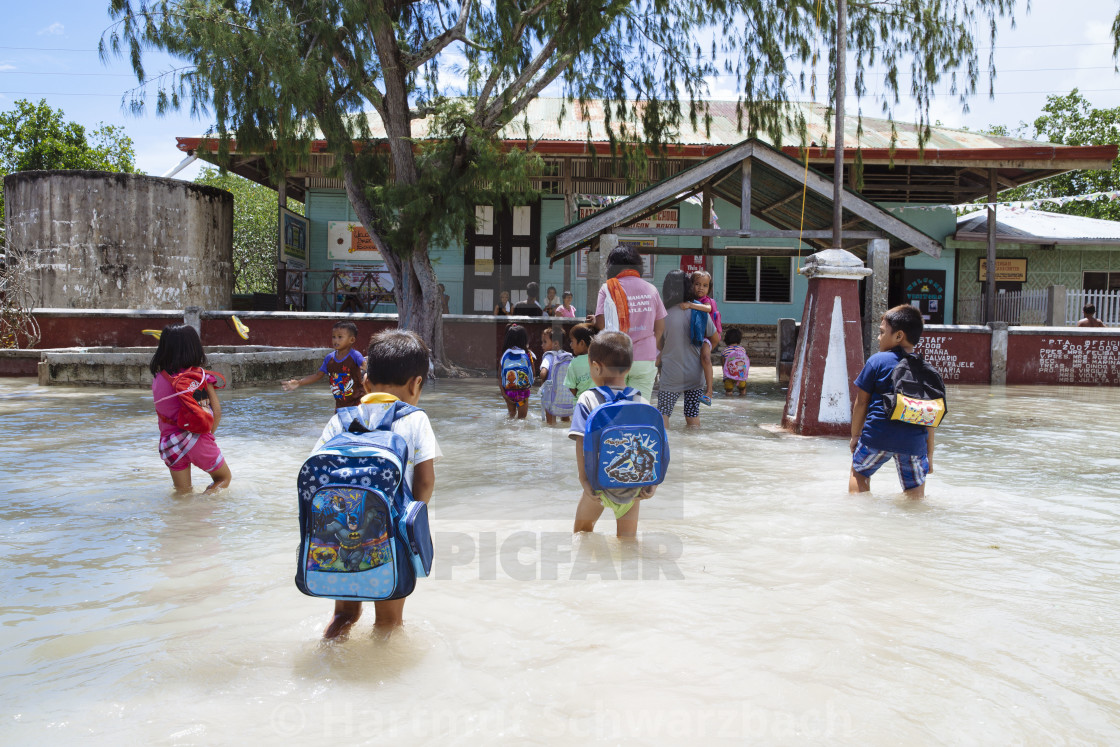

{"left": 152, "top": 370, "right": 225, "bottom": 472}
{"left": 553, "top": 304, "right": 577, "bottom": 318}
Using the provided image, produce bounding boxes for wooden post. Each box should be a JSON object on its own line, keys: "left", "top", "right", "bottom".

{"left": 702, "top": 189, "right": 713, "bottom": 255}
{"left": 832, "top": 0, "right": 847, "bottom": 250}
{"left": 276, "top": 178, "right": 287, "bottom": 310}
{"left": 985, "top": 169, "right": 998, "bottom": 324}
{"left": 863, "top": 238, "right": 890, "bottom": 359}
{"left": 740, "top": 159, "right": 752, "bottom": 235}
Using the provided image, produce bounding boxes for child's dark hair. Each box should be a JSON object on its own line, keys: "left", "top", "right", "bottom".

{"left": 1084, "top": 303, "right": 1097, "bottom": 316}
{"left": 661, "top": 269, "right": 688, "bottom": 307}
{"left": 365, "top": 329, "right": 431, "bottom": 385}
{"left": 883, "top": 304, "right": 924, "bottom": 345}
{"left": 149, "top": 324, "right": 206, "bottom": 376}
{"left": 502, "top": 323, "right": 529, "bottom": 353}
{"left": 568, "top": 322, "right": 597, "bottom": 347}
{"left": 589, "top": 331, "right": 633, "bottom": 371}
{"left": 724, "top": 328, "right": 743, "bottom": 345}
{"left": 543, "top": 323, "right": 565, "bottom": 346}
{"left": 562, "top": 289, "right": 573, "bottom": 299}
{"left": 333, "top": 321, "right": 358, "bottom": 338}
{"left": 688, "top": 270, "right": 712, "bottom": 302}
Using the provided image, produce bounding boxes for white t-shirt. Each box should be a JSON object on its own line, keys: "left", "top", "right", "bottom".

{"left": 314, "top": 395, "right": 442, "bottom": 488}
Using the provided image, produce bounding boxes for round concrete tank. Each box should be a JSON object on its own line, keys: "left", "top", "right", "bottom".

{"left": 3, "top": 170, "right": 234, "bottom": 310}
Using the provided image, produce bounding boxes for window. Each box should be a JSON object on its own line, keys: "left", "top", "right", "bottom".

{"left": 1084, "top": 271, "right": 1120, "bottom": 291}
{"left": 725, "top": 255, "right": 794, "bottom": 303}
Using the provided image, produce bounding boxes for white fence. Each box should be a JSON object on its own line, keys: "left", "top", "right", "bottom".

{"left": 957, "top": 289, "right": 1048, "bottom": 326}
{"left": 1066, "top": 289, "right": 1120, "bottom": 326}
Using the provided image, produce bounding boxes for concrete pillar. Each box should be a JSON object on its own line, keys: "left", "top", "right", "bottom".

{"left": 776, "top": 317, "right": 797, "bottom": 385}
{"left": 1046, "top": 285, "right": 1067, "bottom": 326}
{"left": 184, "top": 306, "right": 202, "bottom": 336}
{"left": 587, "top": 233, "right": 617, "bottom": 316}
{"left": 863, "top": 238, "right": 890, "bottom": 359}
{"left": 988, "top": 321, "right": 1008, "bottom": 385}
{"left": 782, "top": 249, "right": 872, "bottom": 436}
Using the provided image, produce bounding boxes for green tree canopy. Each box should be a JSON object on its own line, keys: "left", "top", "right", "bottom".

{"left": 996, "top": 90, "right": 1120, "bottom": 222}
{"left": 193, "top": 167, "right": 304, "bottom": 295}
{"left": 0, "top": 98, "right": 136, "bottom": 248}
{"left": 104, "top": 0, "right": 1019, "bottom": 370}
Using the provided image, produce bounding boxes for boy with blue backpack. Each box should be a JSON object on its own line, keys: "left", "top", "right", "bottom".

{"left": 570, "top": 331, "right": 668, "bottom": 537}
{"left": 300, "top": 329, "right": 441, "bottom": 639}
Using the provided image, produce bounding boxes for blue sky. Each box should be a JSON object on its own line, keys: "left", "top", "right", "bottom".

{"left": 2, "top": 1, "right": 1119, "bottom": 183}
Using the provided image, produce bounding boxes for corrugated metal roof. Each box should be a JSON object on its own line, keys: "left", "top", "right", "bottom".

{"left": 956, "top": 208, "right": 1120, "bottom": 243}
{"left": 316, "top": 97, "right": 1054, "bottom": 151}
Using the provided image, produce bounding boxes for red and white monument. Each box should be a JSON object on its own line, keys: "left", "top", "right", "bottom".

{"left": 782, "top": 249, "right": 872, "bottom": 436}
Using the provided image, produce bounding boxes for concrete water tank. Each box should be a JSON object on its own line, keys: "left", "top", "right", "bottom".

{"left": 3, "top": 170, "right": 234, "bottom": 310}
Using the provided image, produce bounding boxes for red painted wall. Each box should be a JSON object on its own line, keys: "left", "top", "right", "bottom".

{"left": 913, "top": 330, "right": 991, "bottom": 384}
{"left": 26, "top": 312, "right": 570, "bottom": 373}
{"left": 1007, "top": 333, "right": 1120, "bottom": 385}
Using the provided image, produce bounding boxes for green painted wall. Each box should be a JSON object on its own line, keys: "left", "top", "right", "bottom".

{"left": 304, "top": 189, "right": 961, "bottom": 322}
{"left": 950, "top": 242, "right": 1120, "bottom": 298}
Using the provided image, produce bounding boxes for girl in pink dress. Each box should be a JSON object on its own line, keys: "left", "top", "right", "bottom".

{"left": 553, "top": 290, "right": 578, "bottom": 318}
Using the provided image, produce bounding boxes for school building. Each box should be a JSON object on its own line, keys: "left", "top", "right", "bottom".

{"left": 175, "top": 98, "right": 1116, "bottom": 348}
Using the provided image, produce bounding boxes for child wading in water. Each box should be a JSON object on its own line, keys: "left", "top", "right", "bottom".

{"left": 563, "top": 322, "right": 597, "bottom": 398}
{"left": 677, "top": 270, "right": 721, "bottom": 405}
{"left": 498, "top": 324, "right": 536, "bottom": 419}
{"left": 721, "top": 328, "right": 750, "bottom": 395}
{"left": 150, "top": 325, "right": 232, "bottom": 494}
{"left": 282, "top": 321, "right": 365, "bottom": 411}
{"left": 849, "top": 305, "right": 936, "bottom": 499}
{"left": 537, "top": 325, "right": 575, "bottom": 424}
{"left": 570, "top": 331, "right": 656, "bottom": 538}
{"left": 314, "top": 330, "right": 440, "bottom": 638}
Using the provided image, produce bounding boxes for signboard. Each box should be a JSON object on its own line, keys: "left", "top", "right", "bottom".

{"left": 333, "top": 261, "right": 394, "bottom": 292}
{"left": 328, "top": 221, "right": 383, "bottom": 261}
{"left": 680, "top": 255, "right": 709, "bottom": 274}
{"left": 284, "top": 258, "right": 306, "bottom": 309}
{"left": 577, "top": 207, "right": 679, "bottom": 229}
{"left": 978, "top": 258, "right": 1028, "bottom": 282}
{"left": 903, "top": 270, "right": 946, "bottom": 324}
{"left": 576, "top": 239, "right": 656, "bottom": 278}
{"left": 280, "top": 208, "right": 308, "bottom": 264}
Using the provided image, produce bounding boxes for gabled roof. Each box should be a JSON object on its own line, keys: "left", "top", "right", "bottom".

{"left": 954, "top": 208, "right": 1120, "bottom": 245}
{"left": 547, "top": 138, "right": 944, "bottom": 260}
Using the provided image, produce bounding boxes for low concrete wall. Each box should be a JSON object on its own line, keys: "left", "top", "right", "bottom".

{"left": 34, "top": 346, "right": 328, "bottom": 388}
{"left": 24, "top": 309, "right": 579, "bottom": 374}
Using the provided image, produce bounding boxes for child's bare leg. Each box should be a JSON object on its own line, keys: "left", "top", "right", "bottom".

{"left": 849, "top": 467, "right": 871, "bottom": 494}
{"left": 504, "top": 395, "right": 516, "bottom": 417}
{"left": 615, "top": 498, "right": 640, "bottom": 539}
{"left": 545, "top": 412, "right": 556, "bottom": 425}
{"left": 204, "top": 462, "right": 232, "bottom": 493}
{"left": 573, "top": 491, "right": 605, "bottom": 533}
{"left": 561, "top": 416, "right": 570, "bottom": 422}
{"left": 373, "top": 598, "right": 405, "bottom": 628}
{"left": 169, "top": 468, "right": 192, "bottom": 494}
{"left": 903, "top": 483, "right": 925, "bottom": 500}
{"left": 516, "top": 400, "right": 529, "bottom": 419}
{"left": 324, "top": 600, "right": 363, "bottom": 639}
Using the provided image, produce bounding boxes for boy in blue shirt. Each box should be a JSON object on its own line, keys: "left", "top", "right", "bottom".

{"left": 849, "top": 305, "right": 936, "bottom": 498}
{"left": 282, "top": 321, "right": 365, "bottom": 410}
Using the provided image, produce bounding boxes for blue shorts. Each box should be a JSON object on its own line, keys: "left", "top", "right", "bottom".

{"left": 852, "top": 442, "right": 929, "bottom": 491}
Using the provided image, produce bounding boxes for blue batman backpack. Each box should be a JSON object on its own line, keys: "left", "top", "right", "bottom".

{"left": 295, "top": 401, "right": 434, "bottom": 602}
{"left": 582, "top": 386, "right": 669, "bottom": 491}
{"left": 500, "top": 348, "right": 533, "bottom": 391}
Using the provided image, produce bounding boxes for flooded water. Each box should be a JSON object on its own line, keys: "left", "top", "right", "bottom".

{"left": 1, "top": 371, "right": 1118, "bottom": 744}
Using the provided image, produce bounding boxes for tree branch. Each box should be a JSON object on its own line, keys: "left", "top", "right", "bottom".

{"left": 402, "top": 0, "right": 475, "bottom": 70}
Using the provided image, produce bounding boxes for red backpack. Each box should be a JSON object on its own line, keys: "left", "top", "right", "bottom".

{"left": 157, "top": 367, "right": 226, "bottom": 434}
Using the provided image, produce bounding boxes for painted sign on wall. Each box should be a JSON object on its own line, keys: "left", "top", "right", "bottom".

{"left": 904, "top": 270, "right": 946, "bottom": 324}
{"left": 327, "top": 221, "right": 383, "bottom": 261}
{"left": 913, "top": 331, "right": 990, "bottom": 383}
{"left": 680, "top": 255, "right": 709, "bottom": 274}
{"left": 978, "top": 258, "right": 1028, "bottom": 282}
{"left": 1008, "top": 334, "right": 1120, "bottom": 385}
{"left": 576, "top": 238, "right": 656, "bottom": 278}
{"left": 280, "top": 208, "right": 308, "bottom": 264}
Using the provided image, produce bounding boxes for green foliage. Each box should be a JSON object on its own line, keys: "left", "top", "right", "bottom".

{"left": 193, "top": 167, "right": 304, "bottom": 294}
{"left": 0, "top": 99, "right": 136, "bottom": 241}
{"left": 995, "top": 90, "right": 1120, "bottom": 222}
{"left": 101, "top": 0, "right": 1018, "bottom": 253}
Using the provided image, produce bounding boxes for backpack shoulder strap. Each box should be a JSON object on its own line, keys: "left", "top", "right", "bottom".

{"left": 374, "top": 400, "right": 422, "bottom": 431}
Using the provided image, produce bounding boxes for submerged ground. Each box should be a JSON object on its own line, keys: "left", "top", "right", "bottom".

{"left": 1, "top": 371, "right": 1118, "bottom": 744}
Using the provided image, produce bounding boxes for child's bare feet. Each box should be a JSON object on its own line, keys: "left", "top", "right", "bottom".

{"left": 323, "top": 601, "right": 362, "bottom": 640}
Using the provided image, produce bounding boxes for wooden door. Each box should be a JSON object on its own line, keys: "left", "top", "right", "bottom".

{"left": 464, "top": 201, "right": 541, "bottom": 313}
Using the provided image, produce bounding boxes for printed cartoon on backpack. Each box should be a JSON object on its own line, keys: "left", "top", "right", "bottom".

{"left": 500, "top": 348, "right": 533, "bottom": 391}
{"left": 296, "top": 402, "right": 433, "bottom": 602}
{"left": 583, "top": 386, "right": 669, "bottom": 492}
{"left": 887, "top": 351, "right": 947, "bottom": 428}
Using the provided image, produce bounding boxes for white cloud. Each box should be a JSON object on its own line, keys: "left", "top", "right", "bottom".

{"left": 0, "top": 64, "right": 15, "bottom": 72}
{"left": 37, "top": 22, "right": 65, "bottom": 36}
